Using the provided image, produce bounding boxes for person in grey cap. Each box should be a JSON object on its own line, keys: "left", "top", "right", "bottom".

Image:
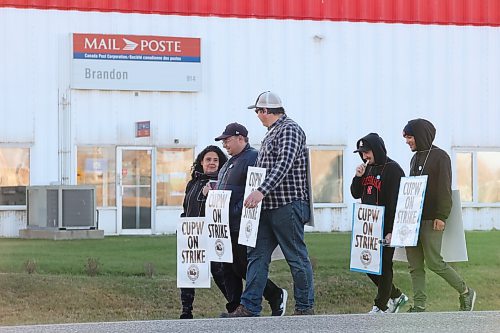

{"left": 223, "top": 91, "right": 314, "bottom": 317}
{"left": 214, "top": 122, "right": 288, "bottom": 317}
{"left": 403, "top": 118, "right": 476, "bottom": 312}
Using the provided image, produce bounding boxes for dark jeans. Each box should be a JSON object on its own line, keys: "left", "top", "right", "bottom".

{"left": 366, "top": 246, "right": 402, "bottom": 310}
{"left": 223, "top": 231, "right": 282, "bottom": 312}
{"left": 180, "top": 261, "right": 228, "bottom": 313}
{"left": 241, "top": 201, "right": 315, "bottom": 315}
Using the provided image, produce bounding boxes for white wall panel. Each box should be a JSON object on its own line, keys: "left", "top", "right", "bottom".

{"left": 462, "top": 208, "right": 500, "bottom": 230}
{"left": 0, "top": 9, "right": 35, "bottom": 143}
{"left": 0, "top": 211, "right": 26, "bottom": 237}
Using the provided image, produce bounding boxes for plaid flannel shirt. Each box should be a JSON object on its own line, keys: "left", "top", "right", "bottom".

{"left": 256, "top": 114, "right": 309, "bottom": 210}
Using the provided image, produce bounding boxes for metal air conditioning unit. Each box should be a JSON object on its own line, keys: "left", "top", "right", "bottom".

{"left": 27, "top": 185, "right": 96, "bottom": 229}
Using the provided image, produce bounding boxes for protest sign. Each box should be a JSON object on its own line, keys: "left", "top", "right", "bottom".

{"left": 390, "top": 176, "right": 428, "bottom": 247}
{"left": 238, "top": 167, "right": 266, "bottom": 247}
{"left": 393, "top": 190, "right": 468, "bottom": 262}
{"left": 350, "top": 203, "right": 385, "bottom": 275}
{"left": 441, "top": 190, "right": 468, "bottom": 261}
{"left": 205, "top": 190, "right": 232, "bottom": 262}
{"left": 177, "top": 217, "right": 210, "bottom": 288}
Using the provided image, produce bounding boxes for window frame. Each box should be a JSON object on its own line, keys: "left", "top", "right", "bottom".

{"left": 76, "top": 144, "right": 117, "bottom": 208}
{"left": 308, "top": 145, "right": 347, "bottom": 208}
{"left": 0, "top": 144, "right": 31, "bottom": 210}
{"left": 238, "top": 143, "right": 347, "bottom": 208}
{"left": 453, "top": 147, "right": 500, "bottom": 208}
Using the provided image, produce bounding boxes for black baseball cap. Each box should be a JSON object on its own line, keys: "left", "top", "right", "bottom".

{"left": 353, "top": 138, "right": 372, "bottom": 153}
{"left": 215, "top": 122, "right": 248, "bottom": 141}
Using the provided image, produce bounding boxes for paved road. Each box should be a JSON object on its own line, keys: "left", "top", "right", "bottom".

{"left": 0, "top": 311, "right": 498, "bottom": 333}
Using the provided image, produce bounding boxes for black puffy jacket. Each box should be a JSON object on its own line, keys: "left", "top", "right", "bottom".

{"left": 180, "top": 172, "right": 217, "bottom": 218}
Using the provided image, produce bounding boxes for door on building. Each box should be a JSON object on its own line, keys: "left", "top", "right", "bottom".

{"left": 117, "top": 147, "right": 155, "bottom": 234}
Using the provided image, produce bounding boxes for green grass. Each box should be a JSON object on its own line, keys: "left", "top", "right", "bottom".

{"left": 0, "top": 231, "right": 498, "bottom": 325}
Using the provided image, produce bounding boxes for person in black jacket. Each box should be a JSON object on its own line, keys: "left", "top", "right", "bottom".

{"left": 403, "top": 119, "right": 476, "bottom": 312}
{"left": 350, "top": 133, "right": 408, "bottom": 313}
{"left": 179, "top": 145, "right": 229, "bottom": 319}
{"left": 214, "top": 123, "right": 287, "bottom": 316}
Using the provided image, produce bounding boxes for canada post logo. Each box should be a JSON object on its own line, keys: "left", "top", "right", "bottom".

{"left": 72, "top": 33, "right": 201, "bottom": 63}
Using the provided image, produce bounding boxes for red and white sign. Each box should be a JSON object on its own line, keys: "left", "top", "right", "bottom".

{"left": 71, "top": 33, "right": 201, "bottom": 91}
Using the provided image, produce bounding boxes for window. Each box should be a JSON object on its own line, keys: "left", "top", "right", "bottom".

{"left": 156, "top": 148, "right": 194, "bottom": 206}
{"left": 309, "top": 148, "right": 343, "bottom": 204}
{"left": 77, "top": 146, "right": 116, "bottom": 207}
{"left": 0, "top": 147, "right": 30, "bottom": 205}
{"left": 456, "top": 150, "right": 500, "bottom": 204}
{"left": 456, "top": 152, "right": 472, "bottom": 202}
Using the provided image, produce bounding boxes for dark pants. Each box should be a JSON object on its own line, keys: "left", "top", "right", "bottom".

{"left": 180, "top": 261, "right": 229, "bottom": 313}
{"left": 222, "top": 231, "right": 282, "bottom": 312}
{"left": 366, "top": 246, "right": 402, "bottom": 311}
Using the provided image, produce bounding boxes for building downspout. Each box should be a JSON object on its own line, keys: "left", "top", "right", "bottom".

{"left": 58, "top": 89, "right": 71, "bottom": 185}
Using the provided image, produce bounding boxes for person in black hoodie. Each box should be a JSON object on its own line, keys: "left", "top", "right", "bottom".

{"left": 214, "top": 122, "right": 287, "bottom": 317}
{"left": 403, "top": 119, "right": 476, "bottom": 312}
{"left": 179, "top": 145, "right": 229, "bottom": 319}
{"left": 351, "top": 133, "right": 408, "bottom": 314}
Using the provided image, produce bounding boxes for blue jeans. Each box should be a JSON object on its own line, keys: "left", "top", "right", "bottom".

{"left": 241, "top": 200, "right": 315, "bottom": 315}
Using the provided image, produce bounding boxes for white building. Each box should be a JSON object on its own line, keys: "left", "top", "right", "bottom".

{"left": 0, "top": 0, "right": 499, "bottom": 237}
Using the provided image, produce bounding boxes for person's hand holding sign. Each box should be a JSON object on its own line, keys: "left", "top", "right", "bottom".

{"left": 385, "top": 232, "right": 392, "bottom": 244}
{"left": 202, "top": 180, "right": 217, "bottom": 196}
{"left": 244, "top": 190, "right": 264, "bottom": 208}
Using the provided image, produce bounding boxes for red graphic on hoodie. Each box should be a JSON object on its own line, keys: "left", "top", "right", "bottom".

{"left": 362, "top": 175, "right": 381, "bottom": 194}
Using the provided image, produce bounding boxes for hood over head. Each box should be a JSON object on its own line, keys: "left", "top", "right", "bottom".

{"left": 354, "top": 132, "right": 387, "bottom": 165}
{"left": 403, "top": 118, "right": 436, "bottom": 150}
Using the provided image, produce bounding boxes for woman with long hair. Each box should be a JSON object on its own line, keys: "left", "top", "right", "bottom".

{"left": 179, "top": 145, "right": 229, "bottom": 319}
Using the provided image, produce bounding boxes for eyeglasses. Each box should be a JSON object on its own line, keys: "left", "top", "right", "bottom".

{"left": 255, "top": 108, "right": 265, "bottom": 114}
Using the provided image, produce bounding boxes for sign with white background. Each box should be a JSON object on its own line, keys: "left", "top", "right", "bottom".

{"left": 71, "top": 33, "right": 201, "bottom": 91}
{"left": 205, "top": 190, "right": 233, "bottom": 262}
{"left": 238, "top": 167, "right": 266, "bottom": 248}
{"left": 177, "top": 217, "right": 210, "bottom": 288}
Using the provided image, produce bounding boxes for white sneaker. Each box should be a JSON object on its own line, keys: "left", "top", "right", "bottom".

{"left": 368, "top": 305, "right": 388, "bottom": 314}
{"left": 387, "top": 298, "right": 395, "bottom": 312}
{"left": 387, "top": 293, "right": 409, "bottom": 313}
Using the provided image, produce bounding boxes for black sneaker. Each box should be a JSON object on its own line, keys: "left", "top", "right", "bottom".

{"left": 270, "top": 288, "right": 288, "bottom": 316}
{"left": 179, "top": 311, "right": 193, "bottom": 319}
{"left": 407, "top": 306, "right": 425, "bottom": 313}
{"left": 220, "top": 304, "right": 257, "bottom": 318}
{"left": 293, "top": 308, "right": 314, "bottom": 315}
{"left": 459, "top": 288, "right": 477, "bottom": 311}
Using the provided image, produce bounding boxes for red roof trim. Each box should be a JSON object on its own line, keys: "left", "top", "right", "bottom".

{"left": 1, "top": 0, "right": 500, "bottom": 27}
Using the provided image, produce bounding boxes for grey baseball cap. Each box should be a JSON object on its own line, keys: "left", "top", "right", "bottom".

{"left": 247, "top": 91, "right": 283, "bottom": 109}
